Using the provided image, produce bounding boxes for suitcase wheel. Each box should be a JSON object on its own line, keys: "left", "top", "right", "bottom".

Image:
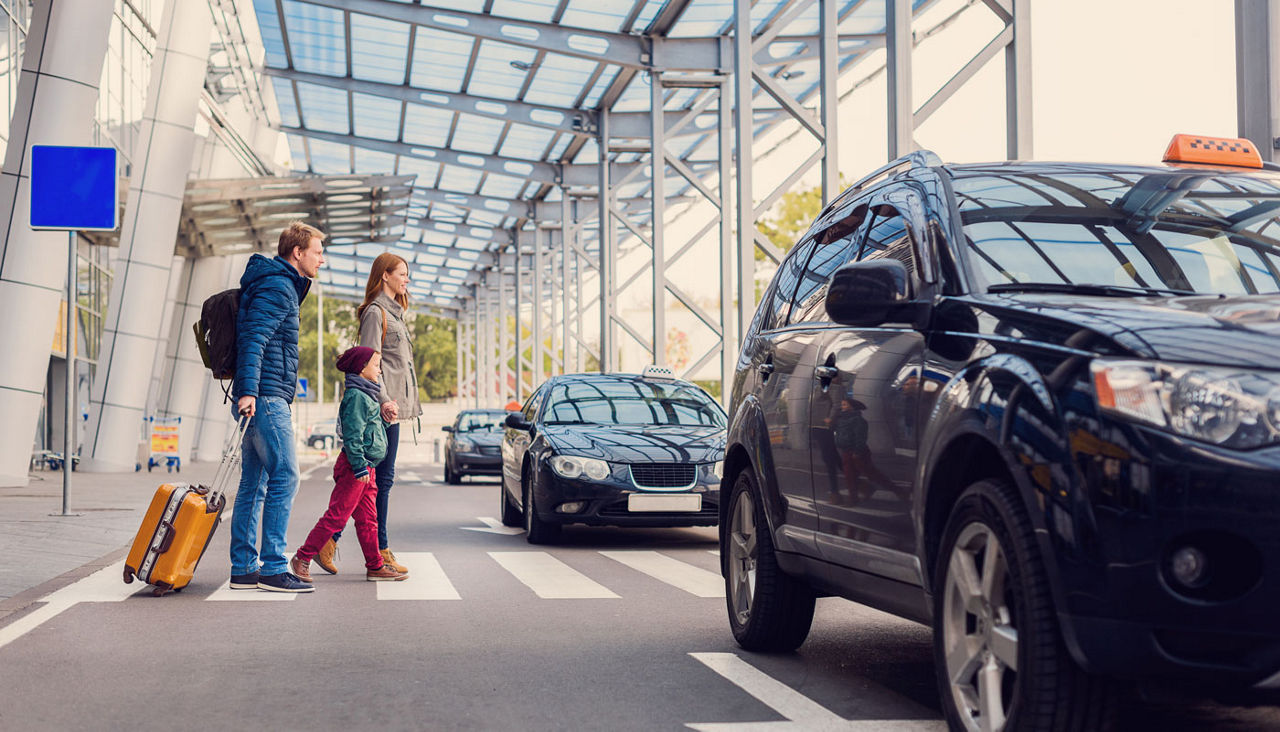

{"left": 173, "top": 586, "right": 184, "bottom": 593}
{"left": 123, "top": 566, "right": 135, "bottom": 584}
{"left": 152, "top": 582, "right": 171, "bottom": 597}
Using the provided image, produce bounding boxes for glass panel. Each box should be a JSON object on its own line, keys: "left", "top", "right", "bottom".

{"left": 282, "top": 0, "right": 346, "bottom": 76}
{"left": 523, "top": 51, "right": 598, "bottom": 107}
{"left": 449, "top": 113, "right": 506, "bottom": 154}
{"left": 350, "top": 14, "right": 410, "bottom": 83}
{"left": 271, "top": 77, "right": 300, "bottom": 127}
{"left": 402, "top": 103, "right": 455, "bottom": 148}
{"left": 409, "top": 28, "right": 473, "bottom": 92}
{"left": 351, "top": 92, "right": 402, "bottom": 141}
{"left": 253, "top": 0, "right": 288, "bottom": 67}
{"left": 467, "top": 40, "right": 537, "bottom": 100}
{"left": 295, "top": 80, "right": 349, "bottom": 133}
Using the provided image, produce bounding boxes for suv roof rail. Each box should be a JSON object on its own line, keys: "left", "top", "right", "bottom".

{"left": 847, "top": 150, "right": 943, "bottom": 194}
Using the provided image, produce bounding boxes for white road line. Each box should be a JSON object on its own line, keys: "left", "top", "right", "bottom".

{"left": 206, "top": 581, "right": 297, "bottom": 601}
{"left": 687, "top": 653, "right": 944, "bottom": 731}
{"left": 376, "top": 552, "right": 460, "bottom": 600}
{"left": 489, "top": 551, "right": 619, "bottom": 599}
{"left": 600, "top": 551, "right": 724, "bottom": 597}
{"left": 460, "top": 517, "right": 523, "bottom": 535}
{"left": 398, "top": 472, "right": 423, "bottom": 483}
{"left": 707, "top": 550, "right": 720, "bottom": 557}
{"left": 299, "top": 464, "right": 323, "bottom": 481}
{"left": 1, "top": 562, "right": 148, "bottom": 651}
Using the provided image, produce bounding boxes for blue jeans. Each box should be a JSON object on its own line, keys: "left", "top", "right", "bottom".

{"left": 229, "top": 396, "right": 298, "bottom": 577}
{"left": 334, "top": 421, "right": 398, "bottom": 550}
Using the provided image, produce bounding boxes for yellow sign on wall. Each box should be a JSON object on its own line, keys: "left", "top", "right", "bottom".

{"left": 51, "top": 300, "right": 77, "bottom": 358}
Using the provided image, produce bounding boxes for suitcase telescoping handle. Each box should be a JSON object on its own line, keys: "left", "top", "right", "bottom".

{"left": 205, "top": 415, "right": 251, "bottom": 509}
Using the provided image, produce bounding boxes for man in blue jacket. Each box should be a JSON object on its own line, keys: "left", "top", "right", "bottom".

{"left": 229, "top": 221, "right": 325, "bottom": 593}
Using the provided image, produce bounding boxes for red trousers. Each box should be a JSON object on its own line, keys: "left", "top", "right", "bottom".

{"left": 296, "top": 453, "right": 383, "bottom": 570}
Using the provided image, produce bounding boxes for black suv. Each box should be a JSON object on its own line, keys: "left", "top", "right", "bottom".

{"left": 720, "top": 141, "right": 1280, "bottom": 731}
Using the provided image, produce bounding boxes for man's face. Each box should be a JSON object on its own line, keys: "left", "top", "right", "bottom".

{"left": 295, "top": 237, "right": 326, "bottom": 278}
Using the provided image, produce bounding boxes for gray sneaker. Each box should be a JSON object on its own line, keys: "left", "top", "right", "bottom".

{"left": 257, "top": 572, "right": 315, "bottom": 593}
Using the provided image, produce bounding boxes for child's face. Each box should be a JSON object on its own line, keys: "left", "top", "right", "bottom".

{"left": 360, "top": 352, "right": 382, "bottom": 382}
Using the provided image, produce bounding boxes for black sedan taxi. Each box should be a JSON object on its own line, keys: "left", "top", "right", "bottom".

{"left": 500, "top": 369, "right": 726, "bottom": 543}
{"left": 442, "top": 408, "right": 509, "bottom": 483}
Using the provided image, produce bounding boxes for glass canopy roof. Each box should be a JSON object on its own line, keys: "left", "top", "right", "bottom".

{"left": 252, "top": 0, "right": 931, "bottom": 311}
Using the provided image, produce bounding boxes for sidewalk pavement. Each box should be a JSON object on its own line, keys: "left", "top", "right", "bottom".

{"left": 0, "top": 402, "right": 457, "bottom": 624}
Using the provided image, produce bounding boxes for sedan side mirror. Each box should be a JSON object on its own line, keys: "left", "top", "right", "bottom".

{"left": 825, "top": 259, "right": 916, "bottom": 327}
{"left": 505, "top": 413, "right": 532, "bottom": 431}
{"left": 442, "top": 425, "right": 454, "bottom": 433}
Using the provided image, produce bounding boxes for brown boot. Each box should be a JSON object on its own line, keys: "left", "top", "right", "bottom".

{"left": 380, "top": 548, "right": 408, "bottom": 575}
{"left": 366, "top": 563, "right": 408, "bottom": 582}
{"left": 316, "top": 538, "right": 338, "bottom": 575}
{"left": 289, "top": 555, "right": 313, "bottom": 583}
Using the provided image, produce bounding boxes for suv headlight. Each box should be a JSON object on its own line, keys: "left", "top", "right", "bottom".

{"left": 454, "top": 438, "right": 474, "bottom": 452}
{"left": 1091, "top": 360, "right": 1280, "bottom": 448}
{"left": 549, "top": 455, "right": 611, "bottom": 481}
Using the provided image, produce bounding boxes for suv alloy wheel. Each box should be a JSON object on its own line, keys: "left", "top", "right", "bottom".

{"left": 725, "top": 470, "right": 815, "bottom": 652}
{"left": 935, "top": 479, "right": 1116, "bottom": 731}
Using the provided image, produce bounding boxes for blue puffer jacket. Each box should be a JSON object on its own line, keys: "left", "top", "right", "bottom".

{"left": 233, "top": 254, "right": 311, "bottom": 402}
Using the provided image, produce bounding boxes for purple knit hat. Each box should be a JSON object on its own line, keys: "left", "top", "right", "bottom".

{"left": 336, "top": 345, "right": 376, "bottom": 374}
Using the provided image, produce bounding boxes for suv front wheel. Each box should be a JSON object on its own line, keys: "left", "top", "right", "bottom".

{"left": 725, "top": 469, "right": 815, "bottom": 652}
{"left": 935, "top": 478, "right": 1116, "bottom": 732}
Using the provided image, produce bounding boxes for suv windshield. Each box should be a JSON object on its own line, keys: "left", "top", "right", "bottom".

{"left": 457, "top": 411, "right": 507, "bottom": 432}
{"left": 542, "top": 379, "right": 726, "bottom": 428}
{"left": 953, "top": 168, "right": 1280, "bottom": 296}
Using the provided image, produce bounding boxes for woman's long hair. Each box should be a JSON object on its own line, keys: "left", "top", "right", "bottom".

{"left": 358, "top": 252, "right": 409, "bottom": 320}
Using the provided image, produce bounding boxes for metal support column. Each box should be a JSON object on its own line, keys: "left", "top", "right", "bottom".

{"left": 533, "top": 226, "right": 545, "bottom": 386}
{"left": 1006, "top": 0, "right": 1033, "bottom": 159}
{"left": 499, "top": 255, "right": 509, "bottom": 402}
{"left": 561, "top": 193, "right": 572, "bottom": 375}
{"left": 650, "top": 72, "right": 667, "bottom": 367}
{"left": 514, "top": 237, "right": 523, "bottom": 399}
{"left": 719, "top": 74, "right": 735, "bottom": 399}
{"left": 1237, "top": 0, "right": 1279, "bottom": 162}
{"left": 733, "top": 0, "right": 756, "bottom": 347}
{"left": 819, "top": 0, "right": 839, "bottom": 204}
{"left": 887, "top": 0, "right": 914, "bottom": 158}
{"left": 597, "top": 111, "right": 615, "bottom": 372}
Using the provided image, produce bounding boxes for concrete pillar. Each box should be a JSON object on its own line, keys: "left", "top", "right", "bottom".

{"left": 0, "top": 0, "right": 113, "bottom": 486}
{"left": 82, "top": 0, "right": 214, "bottom": 472}
{"left": 192, "top": 253, "right": 247, "bottom": 461}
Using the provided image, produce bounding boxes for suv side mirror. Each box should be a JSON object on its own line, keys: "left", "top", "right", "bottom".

{"left": 442, "top": 425, "right": 454, "bottom": 433}
{"left": 505, "top": 413, "right": 532, "bottom": 431}
{"left": 825, "top": 259, "right": 915, "bottom": 327}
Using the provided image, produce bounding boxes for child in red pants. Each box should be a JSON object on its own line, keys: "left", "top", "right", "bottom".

{"left": 291, "top": 346, "right": 407, "bottom": 582}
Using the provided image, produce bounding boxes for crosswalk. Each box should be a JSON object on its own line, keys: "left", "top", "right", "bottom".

{"left": 190, "top": 550, "right": 725, "bottom": 602}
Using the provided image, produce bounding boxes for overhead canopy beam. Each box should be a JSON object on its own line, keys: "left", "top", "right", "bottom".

{"left": 295, "top": 0, "right": 721, "bottom": 70}
{"left": 282, "top": 125, "right": 643, "bottom": 186}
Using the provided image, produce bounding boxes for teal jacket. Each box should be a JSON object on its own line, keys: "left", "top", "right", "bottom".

{"left": 339, "top": 383, "right": 388, "bottom": 479}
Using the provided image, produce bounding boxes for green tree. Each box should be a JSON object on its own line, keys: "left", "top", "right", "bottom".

{"left": 754, "top": 177, "right": 847, "bottom": 261}
{"left": 297, "top": 294, "right": 358, "bottom": 403}
{"left": 408, "top": 311, "right": 457, "bottom": 400}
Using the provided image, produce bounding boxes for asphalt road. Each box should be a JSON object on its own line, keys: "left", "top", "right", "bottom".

{"left": 1, "top": 461, "right": 1276, "bottom": 731}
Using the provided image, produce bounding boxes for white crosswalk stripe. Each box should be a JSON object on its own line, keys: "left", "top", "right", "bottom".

{"left": 376, "top": 552, "right": 460, "bottom": 600}
{"left": 600, "top": 551, "right": 724, "bottom": 597}
{"left": 488, "top": 551, "right": 619, "bottom": 599}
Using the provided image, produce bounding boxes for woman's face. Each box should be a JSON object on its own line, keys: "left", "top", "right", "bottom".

{"left": 383, "top": 261, "right": 409, "bottom": 296}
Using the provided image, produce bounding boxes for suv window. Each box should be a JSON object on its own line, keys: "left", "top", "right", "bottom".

{"left": 792, "top": 206, "right": 869, "bottom": 324}
{"left": 762, "top": 235, "right": 817, "bottom": 330}
{"left": 861, "top": 204, "right": 916, "bottom": 275}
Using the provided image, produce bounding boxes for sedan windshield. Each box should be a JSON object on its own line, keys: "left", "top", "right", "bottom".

{"left": 953, "top": 167, "right": 1280, "bottom": 296}
{"left": 542, "top": 380, "right": 726, "bottom": 428}
{"left": 457, "top": 411, "right": 507, "bottom": 432}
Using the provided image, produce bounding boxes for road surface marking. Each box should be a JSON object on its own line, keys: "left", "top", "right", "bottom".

{"left": 398, "top": 472, "right": 424, "bottom": 483}
{"left": 376, "top": 552, "right": 460, "bottom": 600}
{"left": 601, "top": 551, "right": 724, "bottom": 597}
{"left": 0, "top": 562, "right": 148, "bottom": 650}
{"left": 206, "top": 581, "right": 297, "bottom": 601}
{"left": 687, "top": 653, "right": 944, "bottom": 731}
{"left": 299, "top": 463, "right": 324, "bottom": 481}
{"left": 489, "top": 551, "right": 618, "bottom": 599}
{"left": 460, "top": 516, "right": 523, "bottom": 535}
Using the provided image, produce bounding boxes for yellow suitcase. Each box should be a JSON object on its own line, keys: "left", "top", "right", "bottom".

{"left": 123, "top": 417, "right": 248, "bottom": 596}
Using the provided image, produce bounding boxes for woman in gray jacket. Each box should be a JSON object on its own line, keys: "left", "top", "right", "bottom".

{"left": 317, "top": 252, "right": 421, "bottom": 575}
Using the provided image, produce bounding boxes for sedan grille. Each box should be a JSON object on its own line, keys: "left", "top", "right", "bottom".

{"left": 478, "top": 445, "right": 500, "bottom": 456}
{"left": 629, "top": 463, "right": 696, "bottom": 489}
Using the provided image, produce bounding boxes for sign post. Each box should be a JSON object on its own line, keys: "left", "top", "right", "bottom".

{"left": 30, "top": 145, "right": 119, "bottom": 516}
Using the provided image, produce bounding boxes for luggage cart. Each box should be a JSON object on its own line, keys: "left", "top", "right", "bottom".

{"left": 146, "top": 415, "right": 181, "bottom": 473}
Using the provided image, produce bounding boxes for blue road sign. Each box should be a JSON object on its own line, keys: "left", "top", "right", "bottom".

{"left": 297, "top": 377, "right": 309, "bottom": 400}
{"left": 29, "top": 145, "right": 118, "bottom": 231}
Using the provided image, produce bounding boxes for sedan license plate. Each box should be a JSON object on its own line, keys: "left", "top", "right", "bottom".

{"left": 628, "top": 493, "right": 701, "bottom": 512}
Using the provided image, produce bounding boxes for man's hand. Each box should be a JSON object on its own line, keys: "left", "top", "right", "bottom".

{"left": 381, "top": 400, "right": 399, "bottom": 422}
{"left": 238, "top": 395, "right": 256, "bottom": 417}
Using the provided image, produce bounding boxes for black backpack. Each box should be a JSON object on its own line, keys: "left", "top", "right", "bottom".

{"left": 193, "top": 288, "right": 240, "bottom": 398}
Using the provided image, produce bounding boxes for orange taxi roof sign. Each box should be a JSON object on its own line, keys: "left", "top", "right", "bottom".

{"left": 1163, "top": 134, "right": 1263, "bottom": 168}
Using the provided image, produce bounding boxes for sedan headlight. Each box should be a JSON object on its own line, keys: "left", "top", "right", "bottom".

{"left": 454, "top": 438, "right": 474, "bottom": 452}
{"left": 705, "top": 461, "right": 724, "bottom": 479}
{"left": 1091, "top": 360, "right": 1280, "bottom": 448}
{"left": 549, "top": 455, "right": 611, "bottom": 481}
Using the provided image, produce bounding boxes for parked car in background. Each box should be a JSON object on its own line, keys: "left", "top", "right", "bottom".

{"left": 305, "top": 419, "right": 340, "bottom": 450}
{"left": 501, "top": 368, "right": 726, "bottom": 544}
{"left": 721, "top": 136, "right": 1280, "bottom": 731}
{"left": 443, "top": 409, "right": 510, "bottom": 483}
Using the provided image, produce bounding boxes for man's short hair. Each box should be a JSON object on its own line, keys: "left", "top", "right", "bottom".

{"left": 277, "top": 221, "right": 325, "bottom": 259}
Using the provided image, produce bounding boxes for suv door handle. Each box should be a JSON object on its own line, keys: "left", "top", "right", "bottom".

{"left": 758, "top": 362, "right": 775, "bottom": 377}
{"left": 814, "top": 365, "right": 838, "bottom": 381}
